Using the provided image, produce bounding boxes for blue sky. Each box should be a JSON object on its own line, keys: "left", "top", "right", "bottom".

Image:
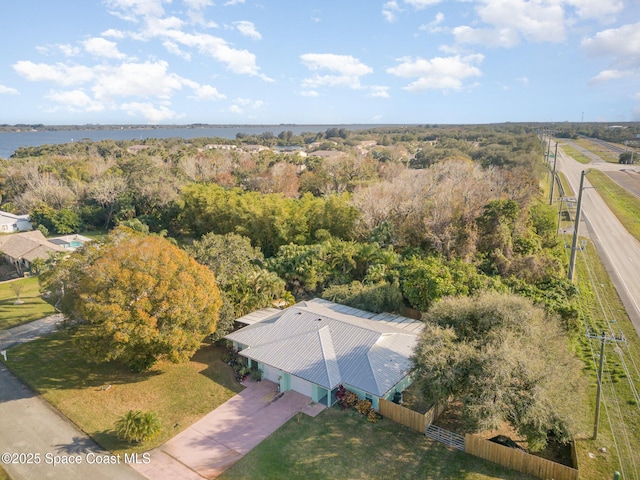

{"left": 1, "top": 0, "right": 638, "bottom": 125}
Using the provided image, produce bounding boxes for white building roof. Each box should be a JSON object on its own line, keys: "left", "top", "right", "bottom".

{"left": 226, "top": 299, "right": 423, "bottom": 397}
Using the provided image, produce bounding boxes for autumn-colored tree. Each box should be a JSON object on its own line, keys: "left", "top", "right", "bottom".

{"left": 44, "top": 231, "right": 222, "bottom": 371}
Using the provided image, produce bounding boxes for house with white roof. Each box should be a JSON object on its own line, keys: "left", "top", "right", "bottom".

{"left": 0, "top": 210, "right": 32, "bottom": 233}
{"left": 225, "top": 298, "right": 423, "bottom": 409}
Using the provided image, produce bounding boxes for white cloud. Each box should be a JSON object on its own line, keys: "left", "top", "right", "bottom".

{"left": 382, "top": 1, "right": 400, "bottom": 22}
{"left": 184, "top": 0, "right": 213, "bottom": 23}
{"left": 121, "top": 101, "right": 181, "bottom": 122}
{"left": 13, "top": 61, "right": 96, "bottom": 86}
{"left": 83, "top": 37, "right": 127, "bottom": 59}
{"left": 235, "top": 21, "right": 262, "bottom": 40}
{"left": 191, "top": 84, "right": 226, "bottom": 100}
{"left": 301, "top": 53, "right": 373, "bottom": 89}
{"left": 369, "top": 86, "right": 390, "bottom": 98}
{"left": 229, "top": 97, "right": 265, "bottom": 114}
{"left": 420, "top": 12, "right": 445, "bottom": 33}
{"left": 452, "top": 0, "right": 566, "bottom": 47}
{"left": 0, "top": 85, "right": 19, "bottom": 95}
{"left": 566, "top": 0, "right": 623, "bottom": 21}
{"left": 405, "top": 0, "right": 441, "bottom": 9}
{"left": 589, "top": 69, "right": 631, "bottom": 84}
{"left": 518, "top": 76, "right": 529, "bottom": 86}
{"left": 299, "top": 90, "right": 319, "bottom": 97}
{"left": 36, "top": 44, "right": 81, "bottom": 57}
{"left": 151, "top": 29, "right": 270, "bottom": 79}
{"left": 163, "top": 41, "right": 192, "bottom": 60}
{"left": 582, "top": 22, "right": 640, "bottom": 66}
{"left": 45, "top": 89, "right": 105, "bottom": 112}
{"left": 224, "top": 0, "right": 245, "bottom": 5}
{"left": 102, "top": 29, "right": 126, "bottom": 39}
{"left": 104, "top": 0, "right": 167, "bottom": 20}
{"left": 583, "top": 23, "right": 640, "bottom": 87}
{"left": 387, "top": 54, "right": 483, "bottom": 92}
{"left": 91, "top": 61, "right": 186, "bottom": 101}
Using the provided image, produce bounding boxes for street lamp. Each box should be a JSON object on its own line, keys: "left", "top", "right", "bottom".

{"left": 568, "top": 169, "right": 591, "bottom": 281}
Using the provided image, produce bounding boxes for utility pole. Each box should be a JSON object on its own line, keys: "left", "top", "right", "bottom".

{"left": 568, "top": 169, "right": 591, "bottom": 281}
{"left": 587, "top": 330, "right": 626, "bottom": 440}
{"left": 549, "top": 143, "right": 558, "bottom": 205}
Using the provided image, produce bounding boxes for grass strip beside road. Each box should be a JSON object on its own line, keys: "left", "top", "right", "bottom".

{"left": 0, "top": 277, "right": 56, "bottom": 331}
{"left": 219, "top": 407, "right": 535, "bottom": 480}
{"left": 5, "top": 333, "right": 243, "bottom": 455}
{"left": 573, "top": 138, "right": 621, "bottom": 164}
{"left": 559, "top": 143, "right": 592, "bottom": 165}
{"left": 572, "top": 239, "right": 640, "bottom": 479}
{"left": 587, "top": 170, "right": 640, "bottom": 243}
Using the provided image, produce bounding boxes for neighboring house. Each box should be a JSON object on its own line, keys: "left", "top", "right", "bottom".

{"left": 48, "top": 234, "right": 92, "bottom": 250}
{"left": 226, "top": 298, "right": 423, "bottom": 409}
{"left": 0, "top": 231, "right": 67, "bottom": 274}
{"left": 0, "top": 210, "right": 32, "bottom": 233}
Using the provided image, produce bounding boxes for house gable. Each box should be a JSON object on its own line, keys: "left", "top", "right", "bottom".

{"left": 226, "top": 299, "right": 422, "bottom": 398}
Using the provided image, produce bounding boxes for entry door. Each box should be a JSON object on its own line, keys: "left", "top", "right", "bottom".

{"left": 280, "top": 373, "right": 291, "bottom": 392}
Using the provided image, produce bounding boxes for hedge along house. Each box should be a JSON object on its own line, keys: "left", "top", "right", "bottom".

{"left": 225, "top": 298, "right": 423, "bottom": 409}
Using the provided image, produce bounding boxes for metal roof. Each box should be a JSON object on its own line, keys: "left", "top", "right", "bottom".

{"left": 226, "top": 299, "right": 422, "bottom": 397}
{"left": 235, "top": 308, "right": 281, "bottom": 325}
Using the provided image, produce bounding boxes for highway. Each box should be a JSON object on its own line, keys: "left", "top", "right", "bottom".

{"left": 554, "top": 143, "right": 640, "bottom": 337}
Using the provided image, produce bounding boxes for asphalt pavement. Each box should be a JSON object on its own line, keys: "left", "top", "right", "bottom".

{"left": 555, "top": 145, "right": 640, "bottom": 337}
{"left": 0, "top": 316, "right": 146, "bottom": 480}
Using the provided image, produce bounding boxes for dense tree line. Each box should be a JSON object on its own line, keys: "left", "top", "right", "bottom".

{"left": 7, "top": 126, "right": 588, "bottom": 444}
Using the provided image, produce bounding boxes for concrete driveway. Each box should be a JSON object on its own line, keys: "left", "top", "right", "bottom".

{"left": 131, "top": 379, "right": 324, "bottom": 479}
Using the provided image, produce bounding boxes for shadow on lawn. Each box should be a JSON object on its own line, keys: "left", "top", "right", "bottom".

{"left": 7, "top": 331, "right": 160, "bottom": 391}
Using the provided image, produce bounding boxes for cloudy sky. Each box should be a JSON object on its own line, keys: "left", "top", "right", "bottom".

{"left": 1, "top": 0, "right": 638, "bottom": 124}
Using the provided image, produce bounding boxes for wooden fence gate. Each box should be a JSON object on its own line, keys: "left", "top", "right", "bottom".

{"left": 425, "top": 424, "right": 465, "bottom": 451}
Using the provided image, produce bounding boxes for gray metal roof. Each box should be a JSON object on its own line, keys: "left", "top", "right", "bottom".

{"left": 226, "top": 299, "right": 422, "bottom": 397}
{"left": 235, "top": 308, "right": 281, "bottom": 325}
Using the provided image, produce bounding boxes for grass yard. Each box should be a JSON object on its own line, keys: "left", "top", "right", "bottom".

{"left": 219, "top": 407, "right": 535, "bottom": 480}
{"left": 0, "top": 465, "right": 10, "bottom": 480}
{"left": 0, "top": 277, "right": 56, "bottom": 331}
{"left": 573, "top": 138, "right": 622, "bottom": 163}
{"left": 571, "top": 239, "right": 640, "bottom": 479}
{"left": 5, "top": 332, "right": 243, "bottom": 455}
{"left": 558, "top": 142, "right": 592, "bottom": 164}
{"left": 587, "top": 169, "right": 640, "bottom": 243}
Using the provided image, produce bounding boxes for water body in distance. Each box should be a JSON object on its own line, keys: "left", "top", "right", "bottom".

{"left": 0, "top": 125, "right": 389, "bottom": 159}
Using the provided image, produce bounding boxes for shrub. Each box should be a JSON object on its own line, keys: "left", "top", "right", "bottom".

{"left": 114, "top": 410, "right": 161, "bottom": 443}
{"left": 355, "top": 399, "right": 373, "bottom": 416}
{"left": 335, "top": 385, "right": 358, "bottom": 410}
{"left": 367, "top": 409, "right": 380, "bottom": 423}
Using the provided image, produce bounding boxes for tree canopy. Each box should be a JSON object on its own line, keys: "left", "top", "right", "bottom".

{"left": 412, "top": 291, "right": 586, "bottom": 450}
{"left": 43, "top": 231, "right": 222, "bottom": 371}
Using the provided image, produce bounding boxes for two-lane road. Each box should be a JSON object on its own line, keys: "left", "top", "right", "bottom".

{"left": 555, "top": 146, "right": 640, "bottom": 337}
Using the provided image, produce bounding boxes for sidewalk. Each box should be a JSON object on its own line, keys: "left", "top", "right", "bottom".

{"left": 0, "top": 313, "right": 63, "bottom": 351}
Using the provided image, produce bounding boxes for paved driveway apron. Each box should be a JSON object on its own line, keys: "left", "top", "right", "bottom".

{"left": 132, "top": 380, "right": 324, "bottom": 479}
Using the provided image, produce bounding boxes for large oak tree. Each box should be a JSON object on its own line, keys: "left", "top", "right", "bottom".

{"left": 44, "top": 230, "right": 222, "bottom": 371}
{"left": 412, "top": 291, "right": 586, "bottom": 450}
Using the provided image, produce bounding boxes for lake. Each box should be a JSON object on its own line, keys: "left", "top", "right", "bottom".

{"left": 0, "top": 124, "right": 386, "bottom": 159}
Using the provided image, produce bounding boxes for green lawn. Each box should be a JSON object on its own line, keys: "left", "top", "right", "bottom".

{"left": 587, "top": 169, "right": 640, "bottom": 243}
{"left": 5, "top": 333, "right": 243, "bottom": 455}
{"left": 0, "top": 277, "right": 56, "bottom": 331}
{"left": 558, "top": 143, "right": 592, "bottom": 164}
{"left": 219, "top": 407, "right": 535, "bottom": 480}
{"left": 573, "top": 138, "right": 621, "bottom": 163}
{"left": 0, "top": 465, "right": 10, "bottom": 480}
{"left": 572, "top": 239, "right": 640, "bottom": 479}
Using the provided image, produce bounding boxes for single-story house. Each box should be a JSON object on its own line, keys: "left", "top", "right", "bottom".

{"left": 226, "top": 298, "right": 423, "bottom": 409}
{"left": 0, "top": 210, "right": 32, "bottom": 233}
{"left": 0, "top": 231, "right": 67, "bottom": 274}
